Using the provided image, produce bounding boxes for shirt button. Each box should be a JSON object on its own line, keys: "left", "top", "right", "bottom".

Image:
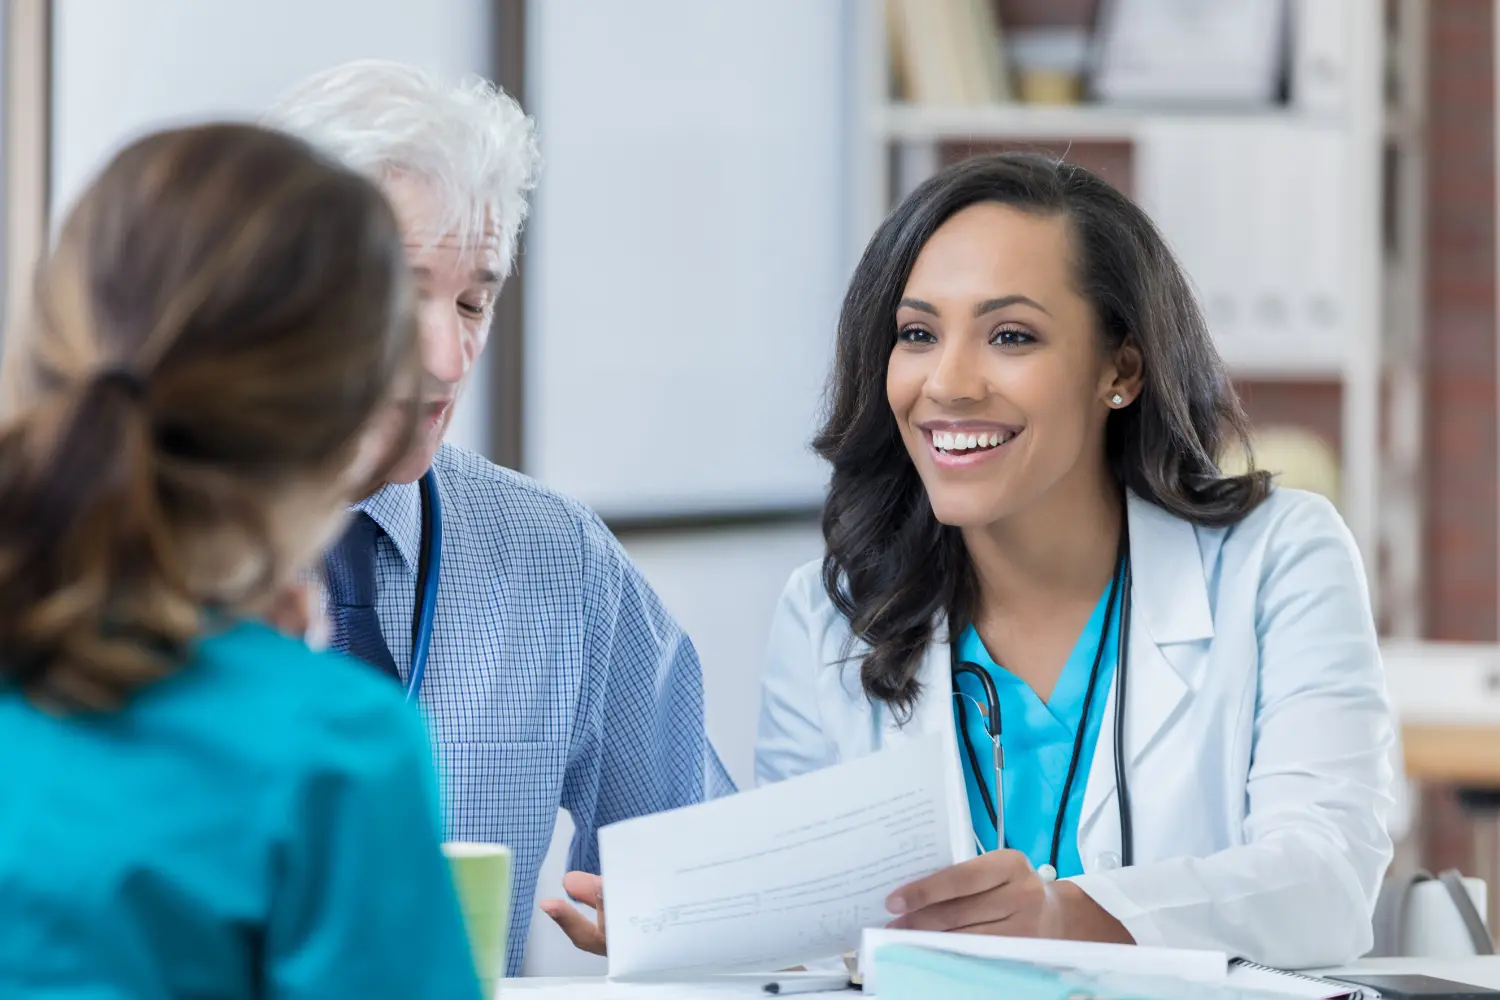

{"left": 1094, "top": 851, "right": 1122, "bottom": 871}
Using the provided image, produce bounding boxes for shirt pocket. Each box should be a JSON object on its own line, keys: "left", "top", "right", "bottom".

{"left": 433, "top": 740, "right": 568, "bottom": 858}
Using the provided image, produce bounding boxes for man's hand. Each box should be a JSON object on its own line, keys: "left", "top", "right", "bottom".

{"left": 884, "top": 850, "right": 1132, "bottom": 943}
{"left": 541, "top": 871, "right": 607, "bottom": 956}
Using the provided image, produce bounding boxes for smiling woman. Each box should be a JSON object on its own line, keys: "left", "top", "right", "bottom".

{"left": 826, "top": 156, "right": 1269, "bottom": 714}
{"left": 754, "top": 152, "right": 1395, "bottom": 970}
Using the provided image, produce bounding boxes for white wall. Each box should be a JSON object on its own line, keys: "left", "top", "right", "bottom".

{"left": 523, "top": 0, "right": 848, "bottom": 520}
{"left": 0, "top": 2, "right": 9, "bottom": 328}
{"left": 49, "top": 0, "right": 496, "bottom": 454}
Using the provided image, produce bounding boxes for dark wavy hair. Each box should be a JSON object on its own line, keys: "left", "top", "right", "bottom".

{"left": 815, "top": 152, "right": 1271, "bottom": 718}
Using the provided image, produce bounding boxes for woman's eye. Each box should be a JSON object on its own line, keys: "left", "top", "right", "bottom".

{"left": 991, "top": 326, "right": 1034, "bottom": 347}
{"left": 458, "top": 301, "right": 487, "bottom": 318}
{"left": 897, "top": 326, "right": 935, "bottom": 344}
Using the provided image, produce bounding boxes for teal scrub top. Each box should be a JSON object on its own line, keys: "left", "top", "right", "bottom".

{"left": 0, "top": 620, "right": 482, "bottom": 1000}
{"left": 952, "top": 583, "right": 1120, "bottom": 876}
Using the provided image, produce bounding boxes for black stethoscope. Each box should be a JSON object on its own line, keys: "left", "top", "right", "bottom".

{"left": 950, "top": 533, "right": 1135, "bottom": 880}
{"left": 403, "top": 468, "right": 444, "bottom": 703}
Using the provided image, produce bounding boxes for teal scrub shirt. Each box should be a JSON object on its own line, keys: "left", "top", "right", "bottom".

{"left": 952, "top": 584, "right": 1120, "bottom": 876}
{"left": 0, "top": 620, "right": 482, "bottom": 1000}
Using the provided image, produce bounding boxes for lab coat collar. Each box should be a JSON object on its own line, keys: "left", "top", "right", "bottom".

{"left": 878, "top": 491, "right": 1214, "bottom": 743}
{"left": 877, "top": 492, "right": 1217, "bottom": 860}
{"left": 1125, "top": 490, "right": 1215, "bottom": 644}
{"left": 1076, "top": 493, "right": 1216, "bottom": 846}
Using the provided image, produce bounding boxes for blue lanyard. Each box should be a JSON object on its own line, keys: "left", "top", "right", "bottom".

{"left": 406, "top": 468, "right": 443, "bottom": 702}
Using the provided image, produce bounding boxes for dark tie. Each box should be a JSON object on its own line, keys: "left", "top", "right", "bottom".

{"left": 323, "top": 513, "right": 402, "bottom": 682}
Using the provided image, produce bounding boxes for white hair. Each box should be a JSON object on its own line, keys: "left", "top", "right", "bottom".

{"left": 263, "top": 59, "right": 540, "bottom": 276}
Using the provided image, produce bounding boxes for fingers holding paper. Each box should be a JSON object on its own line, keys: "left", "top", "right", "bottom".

{"left": 541, "top": 871, "right": 608, "bottom": 956}
{"left": 885, "top": 850, "right": 1046, "bottom": 934}
{"left": 884, "top": 850, "right": 1131, "bottom": 944}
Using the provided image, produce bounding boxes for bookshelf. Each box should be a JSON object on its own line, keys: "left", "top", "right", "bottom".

{"left": 850, "top": 0, "right": 1420, "bottom": 633}
{"left": 878, "top": 103, "right": 1344, "bottom": 142}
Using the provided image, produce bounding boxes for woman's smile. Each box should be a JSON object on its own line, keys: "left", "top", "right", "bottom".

{"left": 921, "top": 421, "right": 1025, "bottom": 471}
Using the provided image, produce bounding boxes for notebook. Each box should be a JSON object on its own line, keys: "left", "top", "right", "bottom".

{"left": 1228, "top": 959, "right": 1372, "bottom": 999}
{"left": 869, "top": 946, "right": 1377, "bottom": 1000}
{"left": 858, "top": 929, "right": 1375, "bottom": 998}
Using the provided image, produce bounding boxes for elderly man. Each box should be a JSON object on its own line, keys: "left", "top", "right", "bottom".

{"left": 264, "top": 60, "right": 732, "bottom": 975}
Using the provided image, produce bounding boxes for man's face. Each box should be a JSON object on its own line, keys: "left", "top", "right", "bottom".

{"left": 379, "top": 174, "right": 504, "bottom": 484}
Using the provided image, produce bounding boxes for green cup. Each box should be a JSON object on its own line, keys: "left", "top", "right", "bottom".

{"left": 443, "top": 842, "right": 513, "bottom": 996}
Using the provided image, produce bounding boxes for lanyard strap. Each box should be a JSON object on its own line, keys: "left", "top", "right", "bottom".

{"left": 1045, "top": 548, "right": 1126, "bottom": 872}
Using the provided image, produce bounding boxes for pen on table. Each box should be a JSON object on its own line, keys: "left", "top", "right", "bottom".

{"left": 762, "top": 974, "right": 856, "bottom": 995}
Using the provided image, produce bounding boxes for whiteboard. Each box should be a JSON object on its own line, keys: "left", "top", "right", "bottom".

{"left": 525, "top": 0, "right": 849, "bottom": 519}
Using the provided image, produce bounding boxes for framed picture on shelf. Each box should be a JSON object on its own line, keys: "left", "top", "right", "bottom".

{"left": 1089, "top": 0, "right": 1288, "bottom": 107}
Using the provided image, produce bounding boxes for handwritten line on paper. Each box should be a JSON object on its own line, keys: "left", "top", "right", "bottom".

{"left": 599, "top": 734, "right": 962, "bottom": 979}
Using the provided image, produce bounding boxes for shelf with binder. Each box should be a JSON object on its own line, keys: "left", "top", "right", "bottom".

{"left": 877, "top": 102, "right": 1348, "bottom": 144}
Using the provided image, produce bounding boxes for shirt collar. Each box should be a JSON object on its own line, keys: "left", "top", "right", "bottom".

{"left": 354, "top": 477, "right": 424, "bottom": 575}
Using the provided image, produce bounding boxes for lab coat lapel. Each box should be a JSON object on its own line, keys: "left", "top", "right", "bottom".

{"left": 877, "top": 627, "right": 955, "bottom": 750}
{"left": 1078, "top": 494, "right": 1214, "bottom": 844}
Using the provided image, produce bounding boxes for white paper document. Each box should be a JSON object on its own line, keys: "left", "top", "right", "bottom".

{"left": 502, "top": 974, "right": 853, "bottom": 999}
{"left": 598, "top": 735, "right": 965, "bottom": 979}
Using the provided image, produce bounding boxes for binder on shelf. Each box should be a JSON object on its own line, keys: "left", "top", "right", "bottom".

{"left": 1135, "top": 119, "right": 1347, "bottom": 378}
{"left": 886, "top": 0, "right": 1010, "bottom": 105}
{"left": 1090, "top": 0, "right": 1288, "bottom": 108}
{"left": 1291, "top": 125, "right": 1349, "bottom": 363}
{"left": 1289, "top": 0, "right": 1352, "bottom": 114}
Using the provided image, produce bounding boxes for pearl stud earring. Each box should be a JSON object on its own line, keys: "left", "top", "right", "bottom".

{"left": 1110, "top": 393, "right": 1124, "bottom": 406}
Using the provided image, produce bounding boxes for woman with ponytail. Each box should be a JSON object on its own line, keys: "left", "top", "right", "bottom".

{"left": 0, "top": 123, "right": 483, "bottom": 998}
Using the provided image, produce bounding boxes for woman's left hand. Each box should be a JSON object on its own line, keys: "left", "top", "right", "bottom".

{"left": 884, "top": 850, "right": 1132, "bottom": 943}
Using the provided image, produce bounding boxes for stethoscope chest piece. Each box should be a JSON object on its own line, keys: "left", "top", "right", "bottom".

{"left": 1037, "top": 863, "right": 1058, "bottom": 883}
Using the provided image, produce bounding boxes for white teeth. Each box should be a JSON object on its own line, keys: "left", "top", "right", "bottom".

{"left": 932, "top": 429, "right": 1016, "bottom": 453}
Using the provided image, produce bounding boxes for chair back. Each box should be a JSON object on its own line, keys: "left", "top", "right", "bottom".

{"left": 1370, "top": 869, "right": 1492, "bottom": 957}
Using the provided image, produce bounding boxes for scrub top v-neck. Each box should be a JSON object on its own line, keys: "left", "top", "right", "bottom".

{"left": 951, "top": 585, "right": 1120, "bottom": 876}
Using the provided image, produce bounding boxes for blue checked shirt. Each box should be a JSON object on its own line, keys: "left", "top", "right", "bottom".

{"left": 356, "top": 443, "right": 735, "bottom": 976}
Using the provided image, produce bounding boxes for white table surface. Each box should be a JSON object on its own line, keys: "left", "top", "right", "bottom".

{"left": 504, "top": 958, "right": 1500, "bottom": 995}
{"left": 1316, "top": 956, "right": 1500, "bottom": 989}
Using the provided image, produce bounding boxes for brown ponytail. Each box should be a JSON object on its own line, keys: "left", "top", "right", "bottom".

{"left": 0, "top": 123, "right": 420, "bottom": 710}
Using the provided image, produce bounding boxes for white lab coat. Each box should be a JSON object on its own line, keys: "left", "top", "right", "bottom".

{"left": 755, "top": 488, "right": 1395, "bottom": 969}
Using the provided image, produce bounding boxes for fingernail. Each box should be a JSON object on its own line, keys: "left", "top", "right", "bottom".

{"left": 886, "top": 893, "right": 907, "bottom": 914}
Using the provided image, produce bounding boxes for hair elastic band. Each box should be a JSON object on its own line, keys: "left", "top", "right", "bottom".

{"left": 91, "top": 367, "right": 147, "bottom": 400}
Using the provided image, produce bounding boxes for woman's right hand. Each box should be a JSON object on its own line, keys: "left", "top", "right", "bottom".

{"left": 540, "top": 871, "right": 608, "bottom": 956}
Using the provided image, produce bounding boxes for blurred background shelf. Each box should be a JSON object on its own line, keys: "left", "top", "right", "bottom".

{"left": 854, "top": 0, "right": 1417, "bottom": 639}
